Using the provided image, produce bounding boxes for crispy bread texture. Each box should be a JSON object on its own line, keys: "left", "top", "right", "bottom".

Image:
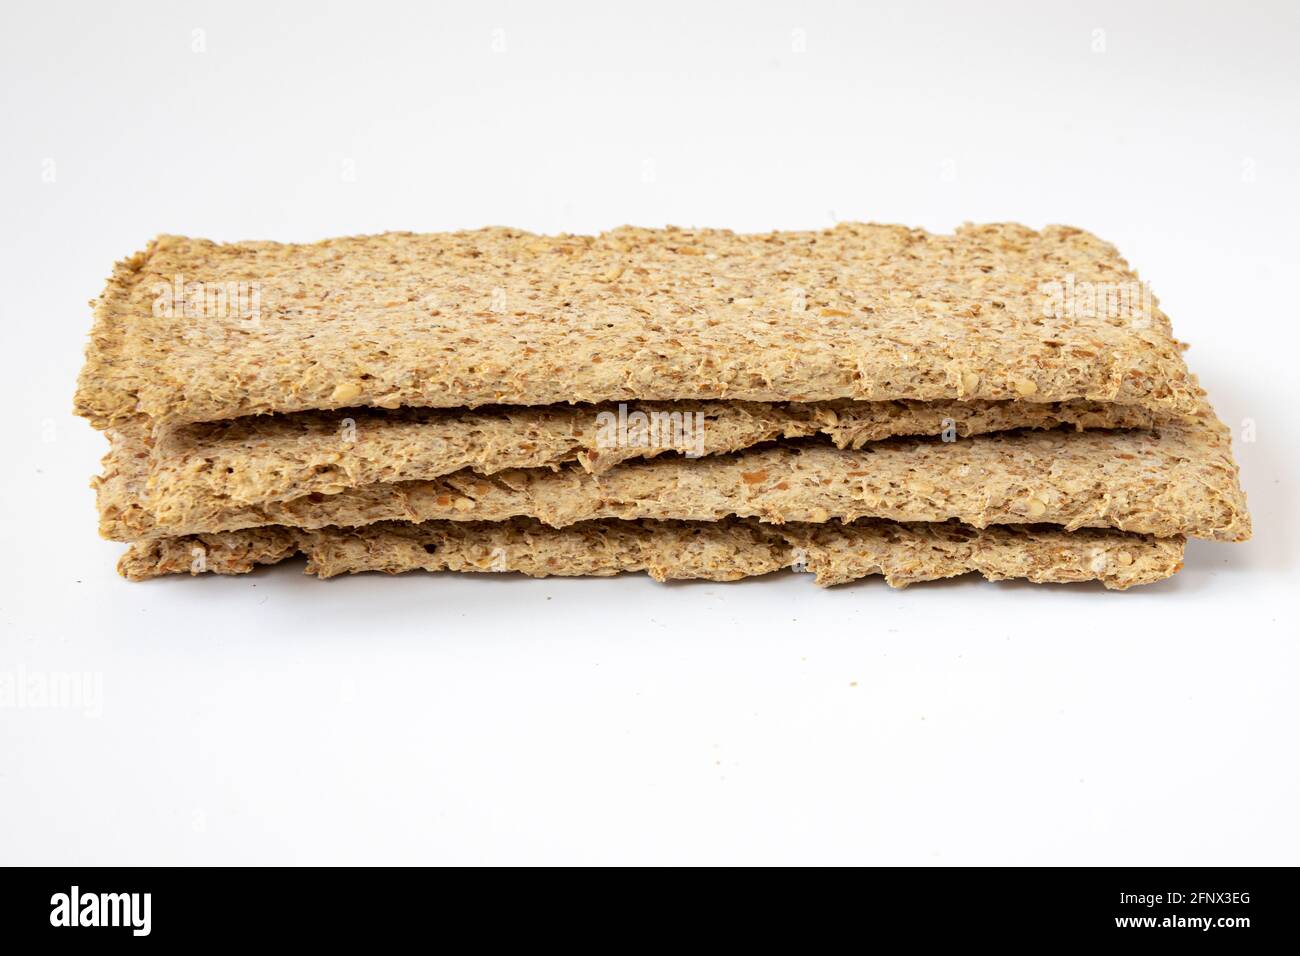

{"left": 119, "top": 516, "right": 1185, "bottom": 590}
{"left": 75, "top": 224, "right": 1200, "bottom": 428}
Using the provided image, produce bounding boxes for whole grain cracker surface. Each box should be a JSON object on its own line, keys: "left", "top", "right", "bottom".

{"left": 74, "top": 224, "right": 1201, "bottom": 428}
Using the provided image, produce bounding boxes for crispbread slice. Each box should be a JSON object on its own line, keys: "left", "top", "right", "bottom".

{"left": 74, "top": 224, "right": 1201, "bottom": 429}
{"left": 117, "top": 516, "right": 1185, "bottom": 590}
{"left": 146, "top": 398, "right": 1158, "bottom": 514}
{"left": 97, "top": 402, "right": 1249, "bottom": 542}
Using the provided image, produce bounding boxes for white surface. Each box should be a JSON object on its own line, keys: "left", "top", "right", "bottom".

{"left": 1, "top": 0, "right": 1296, "bottom": 865}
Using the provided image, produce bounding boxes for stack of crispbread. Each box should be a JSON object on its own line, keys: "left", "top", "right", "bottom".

{"left": 74, "top": 224, "right": 1249, "bottom": 588}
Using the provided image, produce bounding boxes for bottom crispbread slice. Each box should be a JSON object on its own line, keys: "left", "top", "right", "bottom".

{"left": 118, "top": 517, "right": 1185, "bottom": 590}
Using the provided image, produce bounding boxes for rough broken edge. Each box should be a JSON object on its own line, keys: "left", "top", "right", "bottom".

{"left": 96, "top": 401, "right": 1251, "bottom": 543}
{"left": 118, "top": 516, "right": 1186, "bottom": 590}
{"left": 143, "top": 397, "right": 1161, "bottom": 513}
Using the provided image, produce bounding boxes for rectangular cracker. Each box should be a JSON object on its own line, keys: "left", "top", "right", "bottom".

{"left": 74, "top": 224, "right": 1202, "bottom": 429}
{"left": 97, "top": 402, "right": 1249, "bottom": 542}
{"left": 117, "top": 516, "right": 1186, "bottom": 590}
{"left": 145, "top": 398, "right": 1159, "bottom": 514}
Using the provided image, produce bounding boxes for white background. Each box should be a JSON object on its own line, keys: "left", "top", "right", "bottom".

{"left": 1, "top": 0, "right": 1296, "bottom": 865}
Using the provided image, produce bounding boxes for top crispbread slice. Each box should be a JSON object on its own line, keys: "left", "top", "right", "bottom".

{"left": 74, "top": 223, "right": 1201, "bottom": 428}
